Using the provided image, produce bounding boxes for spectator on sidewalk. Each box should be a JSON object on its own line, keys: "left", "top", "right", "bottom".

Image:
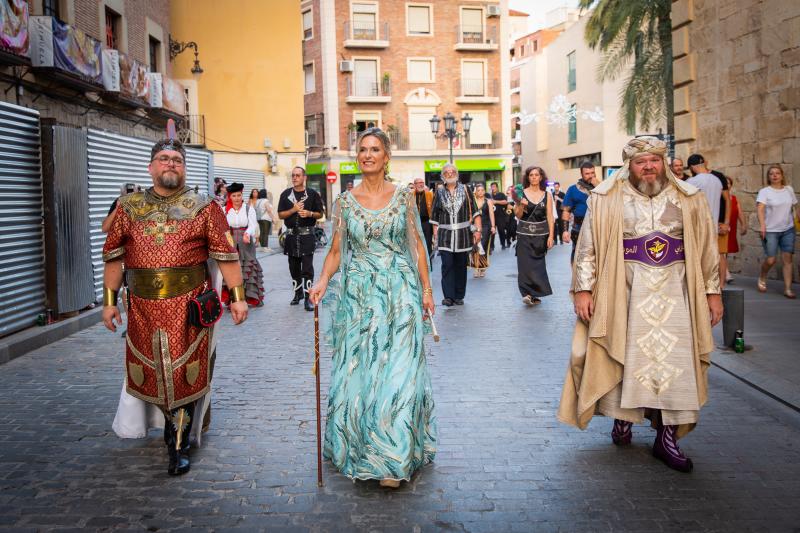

{"left": 756, "top": 164, "right": 797, "bottom": 299}
{"left": 670, "top": 157, "right": 690, "bottom": 180}
{"left": 505, "top": 185, "right": 518, "bottom": 244}
{"left": 725, "top": 176, "right": 747, "bottom": 283}
{"left": 473, "top": 184, "right": 495, "bottom": 278}
{"left": 256, "top": 189, "right": 276, "bottom": 250}
{"left": 687, "top": 154, "right": 731, "bottom": 286}
{"left": 413, "top": 177, "right": 435, "bottom": 262}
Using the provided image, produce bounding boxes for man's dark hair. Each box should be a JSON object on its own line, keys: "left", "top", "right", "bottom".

{"left": 579, "top": 162, "right": 594, "bottom": 178}
{"left": 292, "top": 166, "right": 307, "bottom": 176}
{"left": 554, "top": 181, "right": 560, "bottom": 186}
{"left": 687, "top": 154, "right": 705, "bottom": 167}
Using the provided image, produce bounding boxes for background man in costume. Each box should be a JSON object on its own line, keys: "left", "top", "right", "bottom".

{"left": 430, "top": 163, "right": 482, "bottom": 307}
{"left": 102, "top": 138, "right": 248, "bottom": 476}
{"left": 413, "top": 177, "right": 434, "bottom": 262}
{"left": 557, "top": 137, "right": 723, "bottom": 473}
{"left": 278, "top": 167, "right": 324, "bottom": 311}
{"left": 561, "top": 162, "right": 600, "bottom": 261}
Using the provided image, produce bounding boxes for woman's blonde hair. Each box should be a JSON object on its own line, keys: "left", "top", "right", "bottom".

{"left": 766, "top": 164, "right": 786, "bottom": 186}
{"left": 356, "top": 127, "right": 392, "bottom": 158}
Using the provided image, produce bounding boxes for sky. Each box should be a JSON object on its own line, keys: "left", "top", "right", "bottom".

{"left": 509, "top": 0, "right": 583, "bottom": 32}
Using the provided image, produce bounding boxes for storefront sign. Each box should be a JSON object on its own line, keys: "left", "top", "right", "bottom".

{"left": 454, "top": 159, "right": 506, "bottom": 172}
{"left": 424, "top": 160, "right": 447, "bottom": 173}
{"left": 340, "top": 161, "right": 360, "bottom": 175}
{"left": 306, "top": 163, "right": 327, "bottom": 175}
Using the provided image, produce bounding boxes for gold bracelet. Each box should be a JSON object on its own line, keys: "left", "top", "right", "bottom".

{"left": 103, "top": 287, "right": 118, "bottom": 307}
{"left": 422, "top": 287, "right": 433, "bottom": 296}
{"left": 229, "top": 285, "right": 246, "bottom": 303}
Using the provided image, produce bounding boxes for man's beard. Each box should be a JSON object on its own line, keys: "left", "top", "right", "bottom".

{"left": 443, "top": 177, "right": 458, "bottom": 185}
{"left": 156, "top": 172, "right": 184, "bottom": 190}
{"left": 630, "top": 171, "right": 668, "bottom": 197}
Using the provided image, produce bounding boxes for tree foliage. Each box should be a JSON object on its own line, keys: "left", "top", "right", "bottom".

{"left": 578, "top": 0, "right": 673, "bottom": 134}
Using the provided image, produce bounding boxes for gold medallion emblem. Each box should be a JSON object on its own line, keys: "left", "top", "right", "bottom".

{"left": 183, "top": 198, "right": 195, "bottom": 209}
{"left": 225, "top": 231, "right": 235, "bottom": 248}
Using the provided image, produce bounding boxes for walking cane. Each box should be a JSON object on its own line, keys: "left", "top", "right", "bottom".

{"left": 312, "top": 304, "right": 323, "bottom": 487}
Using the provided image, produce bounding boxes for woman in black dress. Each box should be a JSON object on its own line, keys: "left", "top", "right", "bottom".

{"left": 515, "top": 166, "right": 554, "bottom": 305}
{"left": 473, "top": 184, "right": 496, "bottom": 278}
{"left": 505, "top": 185, "right": 518, "bottom": 244}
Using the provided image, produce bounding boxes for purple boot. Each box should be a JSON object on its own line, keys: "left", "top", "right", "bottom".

{"left": 653, "top": 424, "right": 693, "bottom": 472}
{"left": 611, "top": 419, "right": 632, "bottom": 445}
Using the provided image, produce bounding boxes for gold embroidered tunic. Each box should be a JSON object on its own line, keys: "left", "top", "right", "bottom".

{"left": 575, "top": 181, "right": 708, "bottom": 426}
{"left": 103, "top": 187, "right": 238, "bottom": 410}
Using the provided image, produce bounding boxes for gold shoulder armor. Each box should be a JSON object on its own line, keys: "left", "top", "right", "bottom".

{"left": 119, "top": 187, "right": 212, "bottom": 222}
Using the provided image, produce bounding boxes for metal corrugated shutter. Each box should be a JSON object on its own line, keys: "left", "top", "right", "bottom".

{"left": 214, "top": 166, "right": 265, "bottom": 197}
{"left": 87, "top": 129, "right": 212, "bottom": 300}
{"left": 0, "top": 102, "right": 44, "bottom": 337}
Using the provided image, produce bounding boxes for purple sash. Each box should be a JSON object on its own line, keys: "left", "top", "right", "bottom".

{"left": 623, "top": 231, "right": 685, "bottom": 267}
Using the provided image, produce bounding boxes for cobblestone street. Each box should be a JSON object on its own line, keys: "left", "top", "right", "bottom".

{"left": 1, "top": 244, "right": 800, "bottom": 532}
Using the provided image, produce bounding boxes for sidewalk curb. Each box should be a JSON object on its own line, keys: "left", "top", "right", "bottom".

{"left": 0, "top": 307, "right": 103, "bottom": 365}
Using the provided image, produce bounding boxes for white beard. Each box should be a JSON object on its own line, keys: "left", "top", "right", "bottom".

{"left": 443, "top": 177, "right": 458, "bottom": 185}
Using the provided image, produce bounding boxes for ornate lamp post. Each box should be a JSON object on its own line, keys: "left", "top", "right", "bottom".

{"left": 168, "top": 35, "right": 204, "bottom": 74}
{"left": 430, "top": 112, "right": 472, "bottom": 164}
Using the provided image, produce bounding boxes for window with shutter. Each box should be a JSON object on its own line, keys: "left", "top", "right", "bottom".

{"left": 407, "top": 5, "right": 431, "bottom": 35}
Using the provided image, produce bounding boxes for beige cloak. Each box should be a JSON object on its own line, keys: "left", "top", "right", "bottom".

{"left": 557, "top": 175, "right": 720, "bottom": 438}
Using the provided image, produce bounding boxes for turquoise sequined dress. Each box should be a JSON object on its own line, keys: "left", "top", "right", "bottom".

{"left": 322, "top": 186, "right": 437, "bottom": 481}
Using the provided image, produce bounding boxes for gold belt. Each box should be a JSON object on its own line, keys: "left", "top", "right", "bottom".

{"left": 125, "top": 264, "right": 206, "bottom": 300}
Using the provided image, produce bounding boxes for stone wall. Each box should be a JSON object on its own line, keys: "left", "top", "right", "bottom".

{"left": 672, "top": 0, "right": 800, "bottom": 278}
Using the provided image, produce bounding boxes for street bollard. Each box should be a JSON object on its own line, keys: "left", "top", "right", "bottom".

{"left": 721, "top": 288, "right": 744, "bottom": 349}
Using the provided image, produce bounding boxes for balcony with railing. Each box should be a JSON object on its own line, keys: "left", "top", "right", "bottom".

{"left": 344, "top": 20, "right": 389, "bottom": 48}
{"left": 455, "top": 24, "right": 499, "bottom": 51}
{"left": 465, "top": 131, "right": 502, "bottom": 150}
{"left": 455, "top": 78, "right": 499, "bottom": 103}
{"left": 176, "top": 115, "right": 206, "bottom": 147}
{"left": 304, "top": 113, "right": 324, "bottom": 148}
{"left": 345, "top": 76, "right": 391, "bottom": 103}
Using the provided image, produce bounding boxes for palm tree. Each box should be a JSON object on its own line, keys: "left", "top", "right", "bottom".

{"left": 578, "top": 0, "right": 673, "bottom": 136}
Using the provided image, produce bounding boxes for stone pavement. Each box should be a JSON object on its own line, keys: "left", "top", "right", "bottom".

{"left": 1, "top": 244, "right": 800, "bottom": 532}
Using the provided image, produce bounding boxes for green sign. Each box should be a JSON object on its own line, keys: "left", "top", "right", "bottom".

{"left": 424, "top": 159, "right": 506, "bottom": 173}
{"left": 424, "top": 160, "right": 447, "bottom": 172}
{"left": 455, "top": 159, "right": 506, "bottom": 172}
{"left": 339, "top": 161, "right": 360, "bottom": 175}
{"left": 305, "top": 163, "right": 327, "bottom": 175}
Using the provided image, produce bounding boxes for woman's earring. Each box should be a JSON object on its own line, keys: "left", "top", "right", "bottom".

{"left": 384, "top": 162, "right": 390, "bottom": 177}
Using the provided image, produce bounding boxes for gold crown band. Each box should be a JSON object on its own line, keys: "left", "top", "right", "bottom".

{"left": 229, "top": 285, "right": 246, "bottom": 303}
{"left": 103, "top": 287, "right": 118, "bottom": 307}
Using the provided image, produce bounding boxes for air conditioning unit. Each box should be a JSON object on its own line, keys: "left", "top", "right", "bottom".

{"left": 486, "top": 5, "right": 500, "bottom": 17}
{"left": 339, "top": 60, "right": 354, "bottom": 72}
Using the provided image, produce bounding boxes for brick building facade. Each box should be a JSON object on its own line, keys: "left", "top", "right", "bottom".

{"left": 302, "top": 0, "right": 512, "bottom": 210}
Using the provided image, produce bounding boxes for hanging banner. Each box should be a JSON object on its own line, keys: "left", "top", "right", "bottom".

{"left": 101, "top": 48, "right": 120, "bottom": 92}
{"left": 28, "top": 16, "right": 53, "bottom": 67}
{"left": 120, "top": 53, "right": 149, "bottom": 100}
{"left": 0, "top": 0, "right": 30, "bottom": 57}
{"left": 162, "top": 76, "right": 186, "bottom": 115}
{"left": 52, "top": 18, "right": 101, "bottom": 84}
{"left": 147, "top": 72, "right": 163, "bottom": 108}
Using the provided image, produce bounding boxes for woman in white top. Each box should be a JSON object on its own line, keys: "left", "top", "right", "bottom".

{"left": 225, "top": 182, "right": 264, "bottom": 306}
{"left": 756, "top": 164, "right": 797, "bottom": 298}
{"left": 256, "top": 189, "right": 276, "bottom": 249}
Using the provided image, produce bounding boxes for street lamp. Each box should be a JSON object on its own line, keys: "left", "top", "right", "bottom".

{"left": 430, "top": 112, "right": 472, "bottom": 163}
{"left": 168, "top": 35, "right": 204, "bottom": 74}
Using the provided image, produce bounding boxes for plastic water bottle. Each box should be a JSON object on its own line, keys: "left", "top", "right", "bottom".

{"left": 734, "top": 330, "right": 745, "bottom": 353}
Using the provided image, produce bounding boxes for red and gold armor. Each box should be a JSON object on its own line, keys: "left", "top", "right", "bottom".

{"left": 103, "top": 187, "right": 238, "bottom": 411}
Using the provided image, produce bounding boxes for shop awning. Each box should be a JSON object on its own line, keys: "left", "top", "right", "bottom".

{"left": 424, "top": 160, "right": 447, "bottom": 172}
{"left": 455, "top": 159, "right": 506, "bottom": 172}
{"left": 305, "top": 162, "right": 327, "bottom": 175}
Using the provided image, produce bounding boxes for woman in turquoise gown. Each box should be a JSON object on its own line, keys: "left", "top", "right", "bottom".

{"left": 309, "top": 128, "right": 437, "bottom": 488}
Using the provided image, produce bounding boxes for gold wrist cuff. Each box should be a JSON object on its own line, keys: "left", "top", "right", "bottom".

{"left": 229, "top": 285, "right": 246, "bottom": 303}
{"left": 422, "top": 287, "right": 433, "bottom": 296}
{"left": 103, "top": 287, "right": 118, "bottom": 307}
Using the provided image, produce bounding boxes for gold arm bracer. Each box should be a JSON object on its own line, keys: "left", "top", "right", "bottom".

{"left": 229, "top": 285, "right": 246, "bottom": 303}
{"left": 103, "top": 287, "right": 119, "bottom": 307}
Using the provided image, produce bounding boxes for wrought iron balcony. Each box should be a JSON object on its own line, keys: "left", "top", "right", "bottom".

{"left": 455, "top": 24, "right": 499, "bottom": 51}
{"left": 346, "top": 76, "right": 391, "bottom": 103}
{"left": 455, "top": 78, "right": 499, "bottom": 103}
{"left": 344, "top": 20, "right": 389, "bottom": 48}
{"left": 176, "top": 115, "right": 205, "bottom": 147}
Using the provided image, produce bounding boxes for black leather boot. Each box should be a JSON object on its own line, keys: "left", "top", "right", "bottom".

{"left": 165, "top": 404, "right": 194, "bottom": 476}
